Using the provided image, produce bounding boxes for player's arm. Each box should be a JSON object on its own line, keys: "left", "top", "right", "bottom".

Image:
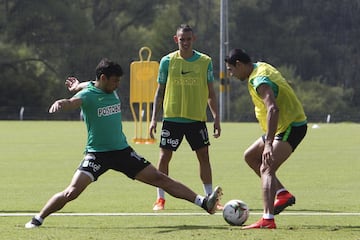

{"left": 151, "top": 83, "right": 166, "bottom": 121}
{"left": 149, "top": 56, "right": 168, "bottom": 138}
{"left": 49, "top": 97, "right": 82, "bottom": 113}
{"left": 257, "top": 83, "right": 279, "bottom": 164}
{"left": 149, "top": 83, "right": 165, "bottom": 138}
{"left": 208, "top": 81, "right": 221, "bottom": 138}
{"left": 65, "top": 77, "right": 92, "bottom": 93}
{"left": 258, "top": 84, "right": 279, "bottom": 143}
{"left": 207, "top": 61, "right": 221, "bottom": 138}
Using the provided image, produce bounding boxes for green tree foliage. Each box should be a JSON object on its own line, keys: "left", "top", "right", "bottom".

{"left": 0, "top": 0, "right": 358, "bottom": 121}
{"left": 227, "top": 0, "right": 360, "bottom": 122}
{"left": 278, "top": 65, "right": 356, "bottom": 122}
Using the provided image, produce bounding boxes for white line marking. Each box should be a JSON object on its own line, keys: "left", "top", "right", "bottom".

{"left": 1, "top": 212, "right": 360, "bottom": 217}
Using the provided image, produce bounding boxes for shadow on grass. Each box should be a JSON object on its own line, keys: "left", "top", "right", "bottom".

{"left": 285, "top": 209, "right": 356, "bottom": 213}
{"left": 31, "top": 224, "right": 360, "bottom": 233}
{"left": 2, "top": 208, "right": 357, "bottom": 214}
{"left": 249, "top": 208, "right": 357, "bottom": 213}
{"left": 126, "top": 224, "right": 229, "bottom": 234}
{"left": 0, "top": 210, "right": 39, "bottom": 213}
{"left": 286, "top": 225, "right": 360, "bottom": 231}
{"left": 27, "top": 224, "right": 229, "bottom": 232}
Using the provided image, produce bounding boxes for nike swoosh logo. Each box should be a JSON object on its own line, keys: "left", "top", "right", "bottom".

{"left": 98, "top": 97, "right": 104, "bottom": 101}
{"left": 181, "top": 70, "right": 191, "bottom": 75}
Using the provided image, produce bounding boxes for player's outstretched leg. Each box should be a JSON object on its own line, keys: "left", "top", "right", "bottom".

{"left": 25, "top": 170, "right": 92, "bottom": 228}
{"left": 25, "top": 217, "right": 43, "bottom": 229}
{"left": 201, "top": 186, "right": 223, "bottom": 214}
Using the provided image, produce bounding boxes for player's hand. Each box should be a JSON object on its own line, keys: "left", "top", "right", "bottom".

{"left": 49, "top": 100, "right": 63, "bottom": 113}
{"left": 149, "top": 120, "right": 157, "bottom": 139}
{"left": 65, "top": 77, "right": 80, "bottom": 92}
{"left": 213, "top": 120, "right": 221, "bottom": 138}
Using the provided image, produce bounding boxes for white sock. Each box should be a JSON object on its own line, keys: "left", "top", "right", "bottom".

{"left": 203, "top": 184, "right": 213, "bottom": 196}
{"left": 263, "top": 213, "right": 274, "bottom": 220}
{"left": 276, "top": 188, "right": 287, "bottom": 196}
{"left": 34, "top": 215, "right": 44, "bottom": 223}
{"left": 157, "top": 188, "right": 165, "bottom": 199}
{"left": 194, "top": 195, "right": 205, "bottom": 207}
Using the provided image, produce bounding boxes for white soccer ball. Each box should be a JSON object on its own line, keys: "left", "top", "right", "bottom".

{"left": 222, "top": 199, "right": 249, "bottom": 226}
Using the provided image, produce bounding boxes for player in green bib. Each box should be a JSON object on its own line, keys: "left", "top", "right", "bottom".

{"left": 149, "top": 24, "right": 221, "bottom": 211}
{"left": 225, "top": 49, "right": 307, "bottom": 229}
{"left": 25, "top": 58, "right": 222, "bottom": 228}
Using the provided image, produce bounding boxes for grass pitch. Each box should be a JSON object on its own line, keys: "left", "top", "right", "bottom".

{"left": 0, "top": 121, "right": 359, "bottom": 240}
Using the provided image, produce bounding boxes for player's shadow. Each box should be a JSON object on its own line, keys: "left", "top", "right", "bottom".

{"left": 0, "top": 210, "right": 39, "bottom": 213}
{"left": 126, "top": 224, "right": 228, "bottom": 234}
{"left": 285, "top": 225, "right": 360, "bottom": 231}
{"left": 249, "top": 208, "right": 356, "bottom": 213}
{"left": 29, "top": 224, "right": 229, "bottom": 232}
{"left": 285, "top": 208, "right": 352, "bottom": 213}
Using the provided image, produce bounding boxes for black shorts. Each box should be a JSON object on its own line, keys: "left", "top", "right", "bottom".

{"left": 160, "top": 120, "right": 210, "bottom": 151}
{"left": 262, "top": 124, "right": 307, "bottom": 151}
{"left": 77, "top": 147, "right": 151, "bottom": 181}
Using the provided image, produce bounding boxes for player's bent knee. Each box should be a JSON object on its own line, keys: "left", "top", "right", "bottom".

{"left": 243, "top": 149, "right": 253, "bottom": 163}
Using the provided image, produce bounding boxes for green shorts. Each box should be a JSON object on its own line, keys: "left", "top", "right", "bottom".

{"left": 262, "top": 124, "right": 307, "bottom": 151}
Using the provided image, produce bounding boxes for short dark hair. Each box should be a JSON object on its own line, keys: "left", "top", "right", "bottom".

{"left": 176, "top": 24, "right": 193, "bottom": 34}
{"left": 225, "top": 49, "right": 252, "bottom": 65}
{"left": 95, "top": 58, "right": 123, "bottom": 80}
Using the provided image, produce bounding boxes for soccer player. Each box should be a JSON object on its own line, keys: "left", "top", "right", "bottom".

{"left": 225, "top": 49, "right": 307, "bottom": 229}
{"left": 25, "top": 58, "right": 222, "bottom": 228}
{"left": 149, "top": 24, "right": 221, "bottom": 211}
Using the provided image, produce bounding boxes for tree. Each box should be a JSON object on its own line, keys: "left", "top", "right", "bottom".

{"left": 0, "top": 0, "right": 359, "bottom": 121}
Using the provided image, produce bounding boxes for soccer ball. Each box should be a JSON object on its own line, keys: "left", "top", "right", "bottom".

{"left": 222, "top": 199, "right": 249, "bottom": 226}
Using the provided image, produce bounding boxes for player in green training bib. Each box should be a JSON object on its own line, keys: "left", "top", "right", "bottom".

{"left": 149, "top": 24, "right": 222, "bottom": 211}
{"left": 225, "top": 49, "right": 307, "bottom": 229}
{"left": 25, "top": 58, "right": 222, "bottom": 229}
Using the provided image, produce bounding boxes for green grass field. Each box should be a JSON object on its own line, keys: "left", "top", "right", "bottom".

{"left": 0, "top": 121, "right": 359, "bottom": 240}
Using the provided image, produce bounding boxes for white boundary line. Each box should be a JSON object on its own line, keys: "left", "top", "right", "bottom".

{"left": 1, "top": 212, "right": 360, "bottom": 217}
